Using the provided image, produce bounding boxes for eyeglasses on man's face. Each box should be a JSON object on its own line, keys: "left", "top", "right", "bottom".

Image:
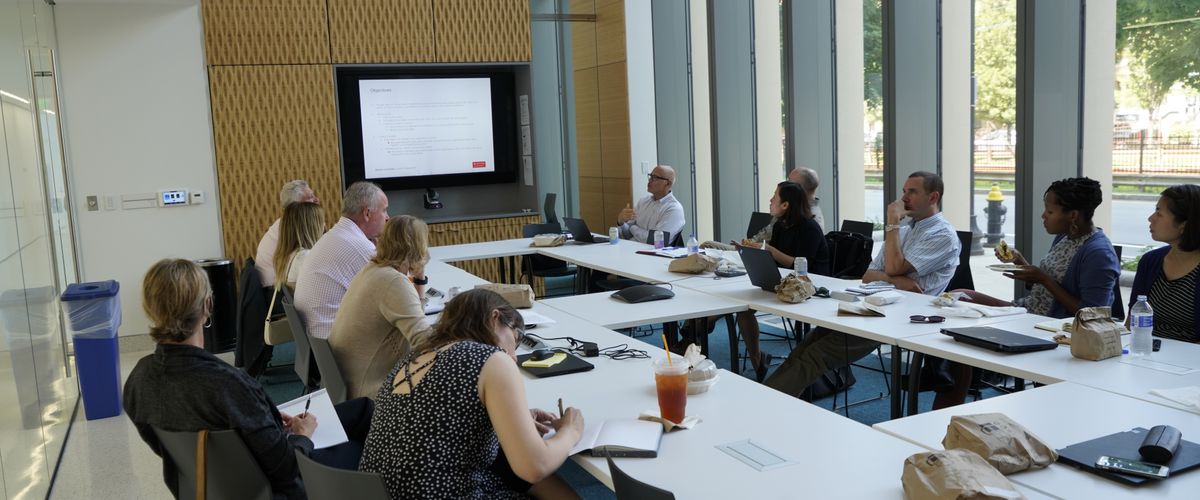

{"left": 647, "top": 173, "right": 670, "bottom": 183}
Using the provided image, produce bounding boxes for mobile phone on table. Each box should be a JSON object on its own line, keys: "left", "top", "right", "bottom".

{"left": 1095, "top": 455, "right": 1169, "bottom": 479}
{"left": 1153, "top": 339, "right": 1162, "bottom": 352}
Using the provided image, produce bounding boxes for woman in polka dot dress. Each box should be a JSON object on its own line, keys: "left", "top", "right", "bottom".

{"left": 359, "top": 289, "right": 584, "bottom": 499}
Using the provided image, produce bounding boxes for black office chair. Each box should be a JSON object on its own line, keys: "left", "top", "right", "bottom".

{"left": 543, "top": 193, "right": 559, "bottom": 225}
{"left": 235, "top": 258, "right": 272, "bottom": 377}
{"left": 309, "top": 334, "right": 349, "bottom": 404}
{"left": 1112, "top": 245, "right": 1125, "bottom": 321}
{"left": 945, "top": 231, "right": 975, "bottom": 291}
{"left": 607, "top": 455, "right": 676, "bottom": 500}
{"left": 906, "top": 231, "right": 977, "bottom": 414}
{"left": 840, "top": 219, "right": 875, "bottom": 238}
{"left": 152, "top": 428, "right": 271, "bottom": 500}
{"left": 295, "top": 451, "right": 389, "bottom": 499}
{"left": 522, "top": 222, "right": 576, "bottom": 298}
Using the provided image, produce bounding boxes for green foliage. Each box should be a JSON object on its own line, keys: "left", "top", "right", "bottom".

{"left": 974, "top": 0, "right": 1017, "bottom": 134}
{"left": 864, "top": 0, "right": 883, "bottom": 112}
{"left": 1121, "top": 245, "right": 1155, "bottom": 271}
{"left": 1116, "top": 1, "right": 1200, "bottom": 110}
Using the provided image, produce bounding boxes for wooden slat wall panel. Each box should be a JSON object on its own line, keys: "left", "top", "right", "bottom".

{"left": 201, "top": 0, "right": 331, "bottom": 65}
{"left": 574, "top": 67, "right": 601, "bottom": 178}
{"left": 595, "top": 0, "right": 626, "bottom": 67}
{"left": 209, "top": 65, "right": 343, "bottom": 263}
{"left": 598, "top": 62, "right": 630, "bottom": 179}
{"left": 434, "top": 0, "right": 531, "bottom": 62}
{"left": 570, "top": 0, "right": 597, "bottom": 70}
{"left": 429, "top": 215, "right": 539, "bottom": 284}
{"left": 578, "top": 176, "right": 606, "bottom": 236}
{"left": 602, "top": 177, "right": 632, "bottom": 239}
{"left": 328, "top": 0, "right": 435, "bottom": 63}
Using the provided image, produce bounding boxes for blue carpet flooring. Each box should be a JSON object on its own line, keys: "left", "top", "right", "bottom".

{"left": 257, "top": 275, "right": 1008, "bottom": 499}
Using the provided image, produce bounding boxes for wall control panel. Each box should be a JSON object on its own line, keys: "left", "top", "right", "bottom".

{"left": 160, "top": 190, "right": 189, "bottom": 206}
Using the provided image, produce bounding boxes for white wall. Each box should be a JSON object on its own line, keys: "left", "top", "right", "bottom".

{"left": 835, "top": 0, "right": 865, "bottom": 224}
{"left": 690, "top": 0, "right": 714, "bottom": 240}
{"left": 1081, "top": 0, "right": 1116, "bottom": 233}
{"left": 941, "top": 0, "right": 971, "bottom": 230}
{"left": 56, "top": 3, "right": 221, "bottom": 337}
{"left": 625, "top": 0, "right": 658, "bottom": 192}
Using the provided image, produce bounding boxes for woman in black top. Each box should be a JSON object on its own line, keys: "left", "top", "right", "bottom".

{"left": 738, "top": 182, "right": 829, "bottom": 381}
{"left": 124, "top": 259, "right": 373, "bottom": 499}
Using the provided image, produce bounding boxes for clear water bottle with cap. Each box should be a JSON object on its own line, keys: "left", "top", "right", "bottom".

{"left": 793, "top": 256, "right": 808, "bottom": 276}
{"left": 653, "top": 230, "right": 665, "bottom": 249}
{"left": 686, "top": 233, "right": 699, "bottom": 254}
{"left": 1130, "top": 295, "right": 1153, "bottom": 356}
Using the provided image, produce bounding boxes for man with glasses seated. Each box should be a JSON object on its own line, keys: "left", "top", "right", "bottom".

{"left": 764, "top": 171, "right": 959, "bottom": 398}
{"left": 616, "top": 164, "right": 685, "bottom": 245}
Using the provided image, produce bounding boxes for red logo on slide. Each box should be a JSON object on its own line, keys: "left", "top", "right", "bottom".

{"left": 471, "top": 161, "right": 487, "bottom": 168}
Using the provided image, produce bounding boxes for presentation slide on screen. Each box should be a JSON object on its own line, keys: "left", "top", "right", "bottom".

{"left": 359, "top": 77, "right": 496, "bottom": 178}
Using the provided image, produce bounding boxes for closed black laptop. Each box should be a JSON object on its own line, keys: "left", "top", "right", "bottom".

{"left": 563, "top": 217, "right": 609, "bottom": 244}
{"left": 746, "top": 212, "right": 774, "bottom": 239}
{"left": 940, "top": 326, "right": 1058, "bottom": 353}
{"left": 739, "top": 246, "right": 782, "bottom": 292}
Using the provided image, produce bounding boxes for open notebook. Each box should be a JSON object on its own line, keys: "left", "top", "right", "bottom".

{"left": 569, "top": 419, "right": 663, "bottom": 458}
{"left": 277, "top": 389, "right": 348, "bottom": 449}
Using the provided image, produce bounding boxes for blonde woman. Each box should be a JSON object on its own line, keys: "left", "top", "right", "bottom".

{"left": 273, "top": 201, "right": 325, "bottom": 289}
{"left": 330, "top": 215, "right": 435, "bottom": 400}
{"left": 124, "top": 259, "right": 373, "bottom": 499}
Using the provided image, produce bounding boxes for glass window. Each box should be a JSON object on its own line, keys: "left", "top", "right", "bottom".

{"left": 863, "top": 0, "right": 883, "bottom": 232}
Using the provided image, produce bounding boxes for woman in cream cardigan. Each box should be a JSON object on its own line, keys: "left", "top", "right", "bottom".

{"left": 330, "top": 215, "right": 434, "bottom": 399}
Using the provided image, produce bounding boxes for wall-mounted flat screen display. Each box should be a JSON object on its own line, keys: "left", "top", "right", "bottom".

{"left": 336, "top": 66, "right": 518, "bottom": 190}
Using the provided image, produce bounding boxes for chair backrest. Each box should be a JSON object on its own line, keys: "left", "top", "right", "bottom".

{"left": 825, "top": 231, "right": 874, "bottom": 279}
{"left": 295, "top": 450, "right": 389, "bottom": 499}
{"left": 607, "top": 455, "right": 675, "bottom": 500}
{"left": 543, "top": 192, "right": 558, "bottom": 225}
{"left": 1111, "top": 245, "right": 1125, "bottom": 321}
{"left": 309, "top": 333, "right": 348, "bottom": 404}
{"left": 235, "top": 257, "right": 270, "bottom": 374}
{"left": 840, "top": 219, "right": 875, "bottom": 238}
{"left": 281, "top": 290, "right": 318, "bottom": 390}
{"left": 945, "top": 231, "right": 974, "bottom": 292}
{"left": 152, "top": 428, "right": 272, "bottom": 500}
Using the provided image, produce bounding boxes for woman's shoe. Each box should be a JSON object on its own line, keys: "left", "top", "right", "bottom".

{"left": 755, "top": 352, "right": 772, "bottom": 382}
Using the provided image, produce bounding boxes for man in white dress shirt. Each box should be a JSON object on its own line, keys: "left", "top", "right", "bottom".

{"left": 255, "top": 180, "right": 320, "bottom": 287}
{"left": 617, "top": 164, "right": 686, "bottom": 244}
{"left": 294, "top": 182, "right": 389, "bottom": 339}
{"left": 788, "top": 167, "right": 825, "bottom": 233}
{"left": 765, "top": 171, "right": 959, "bottom": 397}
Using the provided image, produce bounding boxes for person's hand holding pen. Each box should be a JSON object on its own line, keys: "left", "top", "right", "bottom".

{"left": 281, "top": 400, "right": 318, "bottom": 438}
{"left": 551, "top": 398, "right": 584, "bottom": 439}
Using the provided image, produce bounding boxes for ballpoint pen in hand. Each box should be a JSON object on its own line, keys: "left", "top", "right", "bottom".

{"left": 303, "top": 397, "right": 312, "bottom": 418}
{"left": 557, "top": 398, "right": 564, "bottom": 418}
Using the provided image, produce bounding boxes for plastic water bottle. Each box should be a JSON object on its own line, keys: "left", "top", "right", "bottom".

{"left": 1130, "top": 295, "right": 1154, "bottom": 357}
{"left": 653, "top": 231, "right": 665, "bottom": 249}
{"left": 686, "top": 233, "right": 699, "bottom": 254}
{"left": 793, "top": 256, "right": 808, "bottom": 276}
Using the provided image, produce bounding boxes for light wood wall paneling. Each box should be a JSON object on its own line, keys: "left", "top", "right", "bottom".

{"left": 429, "top": 215, "right": 538, "bottom": 284}
{"left": 578, "top": 176, "right": 606, "bottom": 235}
{"left": 209, "top": 65, "right": 343, "bottom": 262}
{"left": 201, "top": 0, "right": 331, "bottom": 65}
{"left": 434, "top": 0, "right": 531, "bottom": 62}
{"left": 328, "top": 0, "right": 435, "bottom": 63}
{"left": 594, "top": 0, "right": 626, "bottom": 67}
{"left": 574, "top": 67, "right": 602, "bottom": 178}
{"left": 602, "top": 176, "right": 632, "bottom": 239}
{"left": 570, "top": 0, "right": 597, "bottom": 70}
{"left": 598, "top": 61, "right": 630, "bottom": 179}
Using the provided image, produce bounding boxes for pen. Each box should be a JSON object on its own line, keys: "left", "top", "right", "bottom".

{"left": 557, "top": 397, "right": 564, "bottom": 418}
{"left": 303, "top": 397, "right": 311, "bottom": 418}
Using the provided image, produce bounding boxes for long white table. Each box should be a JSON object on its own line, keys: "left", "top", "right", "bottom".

{"left": 875, "top": 382, "right": 1200, "bottom": 499}
{"left": 899, "top": 314, "right": 1200, "bottom": 413}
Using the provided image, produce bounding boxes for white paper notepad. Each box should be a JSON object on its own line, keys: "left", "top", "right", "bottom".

{"left": 277, "top": 389, "right": 348, "bottom": 449}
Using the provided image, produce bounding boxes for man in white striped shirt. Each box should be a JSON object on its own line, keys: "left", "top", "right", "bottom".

{"left": 765, "top": 171, "right": 959, "bottom": 397}
{"left": 254, "top": 180, "right": 320, "bottom": 287}
{"left": 294, "top": 182, "right": 389, "bottom": 339}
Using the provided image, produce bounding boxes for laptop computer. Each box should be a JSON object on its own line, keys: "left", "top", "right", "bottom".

{"left": 940, "top": 326, "right": 1058, "bottom": 353}
{"left": 746, "top": 212, "right": 774, "bottom": 239}
{"left": 563, "top": 217, "right": 610, "bottom": 244}
{"left": 739, "top": 246, "right": 782, "bottom": 291}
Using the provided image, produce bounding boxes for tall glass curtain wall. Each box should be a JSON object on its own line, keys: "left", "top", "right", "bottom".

{"left": 1, "top": 0, "right": 80, "bottom": 498}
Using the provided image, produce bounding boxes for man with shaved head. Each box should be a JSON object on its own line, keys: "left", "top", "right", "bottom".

{"left": 788, "top": 166, "right": 825, "bottom": 233}
{"left": 617, "top": 164, "right": 686, "bottom": 244}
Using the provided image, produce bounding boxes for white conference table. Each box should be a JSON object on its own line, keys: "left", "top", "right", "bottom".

{"left": 537, "top": 240, "right": 723, "bottom": 285}
{"left": 875, "top": 382, "right": 1200, "bottom": 499}
{"left": 695, "top": 275, "right": 1034, "bottom": 417}
{"left": 899, "top": 313, "right": 1200, "bottom": 413}
{"left": 427, "top": 237, "right": 539, "bottom": 262}
{"left": 516, "top": 304, "right": 935, "bottom": 499}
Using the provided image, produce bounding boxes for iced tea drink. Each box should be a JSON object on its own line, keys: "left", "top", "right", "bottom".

{"left": 653, "top": 358, "right": 688, "bottom": 423}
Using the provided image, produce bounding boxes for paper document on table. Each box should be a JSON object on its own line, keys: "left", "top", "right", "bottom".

{"left": 837, "top": 301, "right": 885, "bottom": 317}
{"left": 277, "top": 389, "right": 348, "bottom": 449}
{"left": 1120, "top": 356, "right": 1200, "bottom": 375}
{"left": 518, "top": 309, "right": 557, "bottom": 327}
{"left": 1149, "top": 386, "right": 1200, "bottom": 414}
{"left": 715, "top": 439, "right": 796, "bottom": 471}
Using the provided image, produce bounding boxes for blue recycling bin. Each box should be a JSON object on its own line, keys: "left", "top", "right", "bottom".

{"left": 61, "top": 280, "right": 122, "bottom": 420}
